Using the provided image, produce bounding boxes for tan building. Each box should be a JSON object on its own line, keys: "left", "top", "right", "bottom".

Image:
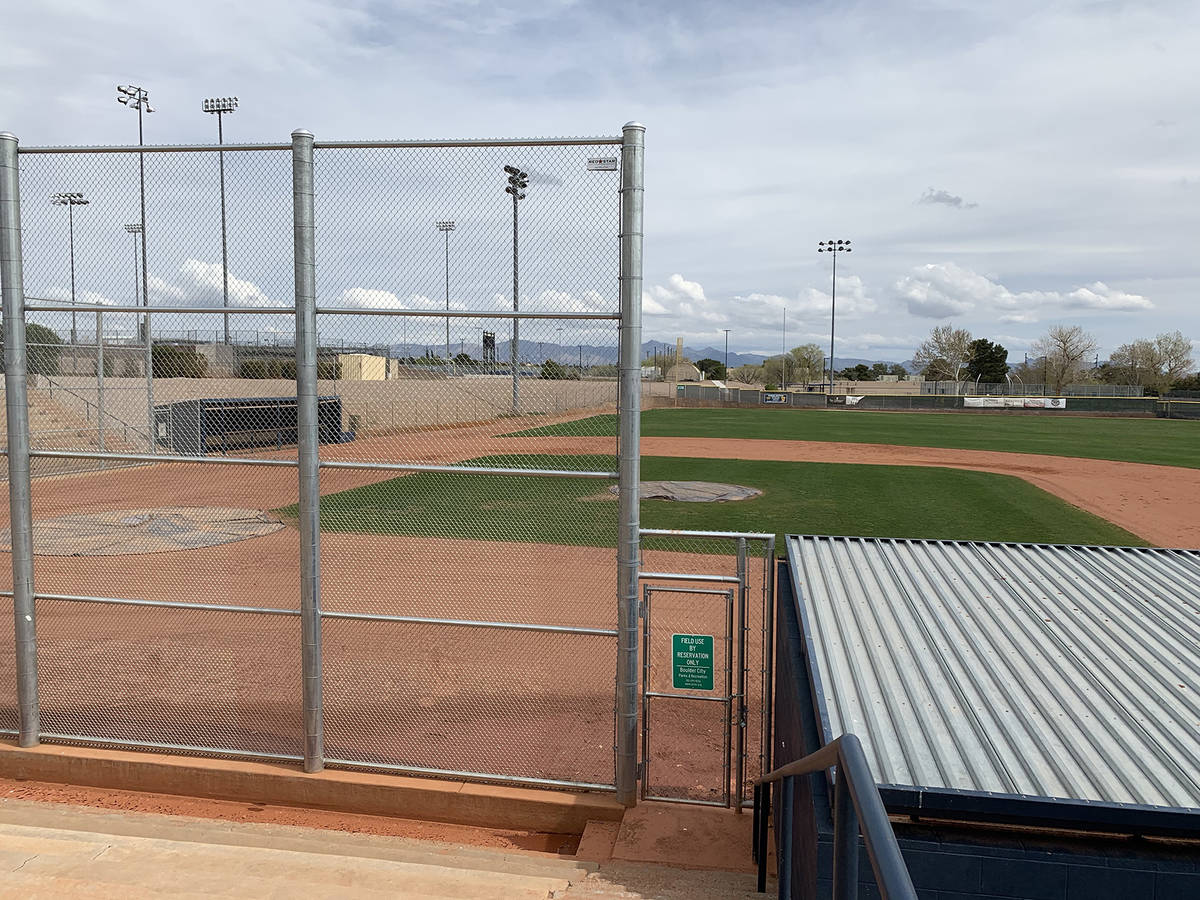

{"left": 338, "top": 353, "right": 388, "bottom": 381}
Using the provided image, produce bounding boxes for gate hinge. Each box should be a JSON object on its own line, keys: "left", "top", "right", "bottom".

{"left": 638, "top": 599, "right": 646, "bottom": 618}
{"left": 637, "top": 761, "right": 645, "bottom": 781}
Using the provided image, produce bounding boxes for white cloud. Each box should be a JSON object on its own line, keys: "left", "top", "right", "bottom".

{"left": 338, "top": 288, "right": 440, "bottom": 310}
{"left": 738, "top": 275, "right": 877, "bottom": 322}
{"left": 177, "top": 260, "right": 287, "bottom": 308}
{"left": 643, "top": 274, "right": 728, "bottom": 324}
{"left": 895, "top": 263, "right": 1152, "bottom": 323}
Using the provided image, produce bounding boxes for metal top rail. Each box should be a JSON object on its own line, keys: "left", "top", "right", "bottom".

{"left": 24, "top": 303, "right": 620, "bottom": 320}
{"left": 754, "top": 734, "right": 916, "bottom": 899}
{"left": 17, "top": 135, "right": 623, "bottom": 154}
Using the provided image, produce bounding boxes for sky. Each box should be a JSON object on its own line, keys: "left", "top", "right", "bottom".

{"left": 2, "top": 0, "right": 1199, "bottom": 363}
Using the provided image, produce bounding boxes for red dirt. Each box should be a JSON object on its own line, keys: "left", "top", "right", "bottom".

{"left": 1, "top": 417, "right": 1195, "bottom": 813}
{"left": 0, "top": 776, "right": 579, "bottom": 852}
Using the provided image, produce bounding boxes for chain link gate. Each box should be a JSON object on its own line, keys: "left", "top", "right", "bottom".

{"left": 638, "top": 530, "right": 776, "bottom": 808}
{"left": 0, "top": 124, "right": 646, "bottom": 799}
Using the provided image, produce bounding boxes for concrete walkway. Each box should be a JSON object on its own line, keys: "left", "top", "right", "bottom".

{"left": 0, "top": 800, "right": 768, "bottom": 899}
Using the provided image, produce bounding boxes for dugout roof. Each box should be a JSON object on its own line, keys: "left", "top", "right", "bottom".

{"left": 785, "top": 535, "right": 1200, "bottom": 832}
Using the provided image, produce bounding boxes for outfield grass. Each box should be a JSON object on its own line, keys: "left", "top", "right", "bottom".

{"left": 507, "top": 408, "right": 1200, "bottom": 469}
{"left": 285, "top": 454, "right": 1145, "bottom": 548}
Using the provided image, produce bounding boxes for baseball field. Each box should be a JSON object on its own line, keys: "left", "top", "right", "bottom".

{"left": 3, "top": 402, "right": 1198, "bottom": 805}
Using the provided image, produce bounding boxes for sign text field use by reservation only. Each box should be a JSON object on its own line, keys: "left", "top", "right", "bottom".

{"left": 671, "top": 633, "right": 715, "bottom": 691}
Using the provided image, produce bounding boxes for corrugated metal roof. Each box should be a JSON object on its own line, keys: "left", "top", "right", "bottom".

{"left": 786, "top": 536, "right": 1200, "bottom": 811}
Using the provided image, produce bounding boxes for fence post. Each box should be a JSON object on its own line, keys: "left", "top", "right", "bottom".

{"left": 0, "top": 132, "right": 40, "bottom": 746}
{"left": 96, "top": 309, "right": 105, "bottom": 451}
{"left": 292, "top": 128, "right": 324, "bottom": 772}
{"left": 615, "top": 121, "right": 645, "bottom": 806}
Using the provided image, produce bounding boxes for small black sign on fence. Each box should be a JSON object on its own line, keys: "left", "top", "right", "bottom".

{"left": 762, "top": 392, "right": 787, "bottom": 405}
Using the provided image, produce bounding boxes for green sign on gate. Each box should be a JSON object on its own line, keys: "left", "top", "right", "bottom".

{"left": 672, "top": 633, "right": 715, "bottom": 691}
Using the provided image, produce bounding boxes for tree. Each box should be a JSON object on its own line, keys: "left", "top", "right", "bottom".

{"left": 913, "top": 325, "right": 973, "bottom": 382}
{"left": 789, "top": 344, "right": 825, "bottom": 384}
{"left": 730, "top": 364, "right": 763, "bottom": 385}
{"left": 0, "top": 322, "right": 63, "bottom": 376}
{"left": 695, "top": 358, "right": 727, "bottom": 380}
{"left": 1171, "top": 372, "right": 1200, "bottom": 392}
{"left": 1109, "top": 331, "right": 1193, "bottom": 393}
{"left": 1031, "top": 325, "right": 1098, "bottom": 394}
{"left": 869, "top": 362, "right": 889, "bottom": 381}
{"left": 887, "top": 363, "right": 908, "bottom": 380}
{"left": 839, "top": 363, "right": 872, "bottom": 381}
{"left": 539, "top": 359, "right": 577, "bottom": 380}
{"left": 964, "top": 338, "right": 1009, "bottom": 383}
{"left": 761, "top": 355, "right": 789, "bottom": 387}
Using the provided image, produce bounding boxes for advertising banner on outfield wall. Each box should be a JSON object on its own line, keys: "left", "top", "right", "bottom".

{"left": 963, "top": 397, "right": 1069, "bottom": 409}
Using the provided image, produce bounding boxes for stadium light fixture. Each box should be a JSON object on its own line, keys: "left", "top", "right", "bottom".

{"left": 817, "top": 239, "right": 852, "bottom": 391}
{"left": 51, "top": 192, "right": 89, "bottom": 345}
{"left": 203, "top": 95, "right": 239, "bottom": 344}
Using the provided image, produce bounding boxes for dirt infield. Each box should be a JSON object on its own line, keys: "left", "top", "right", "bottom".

{"left": 1, "top": 416, "right": 1195, "bottom": 803}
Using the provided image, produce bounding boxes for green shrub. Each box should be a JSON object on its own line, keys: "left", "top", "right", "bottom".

{"left": 152, "top": 344, "right": 208, "bottom": 379}
{"left": 238, "top": 359, "right": 269, "bottom": 379}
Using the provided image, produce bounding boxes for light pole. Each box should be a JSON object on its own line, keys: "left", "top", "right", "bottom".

{"left": 723, "top": 329, "right": 731, "bottom": 379}
{"left": 117, "top": 84, "right": 154, "bottom": 452}
{"left": 504, "top": 165, "right": 528, "bottom": 413}
{"left": 782, "top": 306, "right": 788, "bottom": 389}
{"left": 817, "top": 238, "right": 851, "bottom": 391}
{"left": 124, "top": 223, "right": 142, "bottom": 309}
{"left": 203, "top": 96, "right": 238, "bottom": 344}
{"left": 436, "top": 220, "right": 455, "bottom": 369}
{"left": 51, "top": 192, "right": 89, "bottom": 347}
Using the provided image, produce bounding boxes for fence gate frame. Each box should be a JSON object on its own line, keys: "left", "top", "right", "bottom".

{"left": 637, "top": 529, "right": 777, "bottom": 809}
{"left": 640, "top": 583, "right": 737, "bottom": 807}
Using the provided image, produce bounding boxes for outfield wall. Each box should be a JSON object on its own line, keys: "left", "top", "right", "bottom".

{"left": 669, "top": 384, "right": 1200, "bottom": 419}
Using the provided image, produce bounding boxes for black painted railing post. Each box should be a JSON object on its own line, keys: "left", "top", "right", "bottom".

{"left": 757, "top": 781, "right": 770, "bottom": 892}
{"left": 778, "top": 775, "right": 794, "bottom": 900}
{"left": 753, "top": 783, "right": 761, "bottom": 864}
{"left": 833, "top": 765, "right": 860, "bottom": 900}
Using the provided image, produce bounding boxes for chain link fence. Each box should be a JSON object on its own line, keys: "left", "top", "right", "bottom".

{"left": 0, "top": 127, "right": 644, "bottom": 796}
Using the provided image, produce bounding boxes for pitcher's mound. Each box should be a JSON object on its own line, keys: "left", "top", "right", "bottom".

{"left": 1, "top": 507, "right": 284, "bottom": 556}
{"left": 609, "top": 481, "right": 762, "bottom": 502}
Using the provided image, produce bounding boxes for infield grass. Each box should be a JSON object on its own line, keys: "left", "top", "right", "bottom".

{"left": 507, "top": 408, "right": 1200, "bottom": 469}
{"left": 286, "top": 454, "right": 1145, "bottom": 548}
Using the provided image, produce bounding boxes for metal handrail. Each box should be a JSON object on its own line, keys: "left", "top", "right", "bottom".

{"left": 753, "top": 734, "right": 916, "bottom": 900}
{"left": 37, "top": 374, "right": 152, "bottom": 447}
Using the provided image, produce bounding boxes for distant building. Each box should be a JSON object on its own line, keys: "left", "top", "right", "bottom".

{"left": 337, "top": 353, "right": 387, "bottom": 381}
{"left": 667, "top": 362, "right": 702, "bottom": 382}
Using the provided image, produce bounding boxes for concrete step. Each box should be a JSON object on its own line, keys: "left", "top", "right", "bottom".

{"left": 0, "top": 819, "right": 579, "bottom": 899}
{"left": 0, "top": 799, "right": 593, "bottom": 884}
{"left": 555, "top": 862, "right": 766, "bottom": 899}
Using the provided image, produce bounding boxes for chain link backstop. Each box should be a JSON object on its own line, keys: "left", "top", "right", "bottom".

{"left": 0, "top": 125, "right": 645, "bottom": 801}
